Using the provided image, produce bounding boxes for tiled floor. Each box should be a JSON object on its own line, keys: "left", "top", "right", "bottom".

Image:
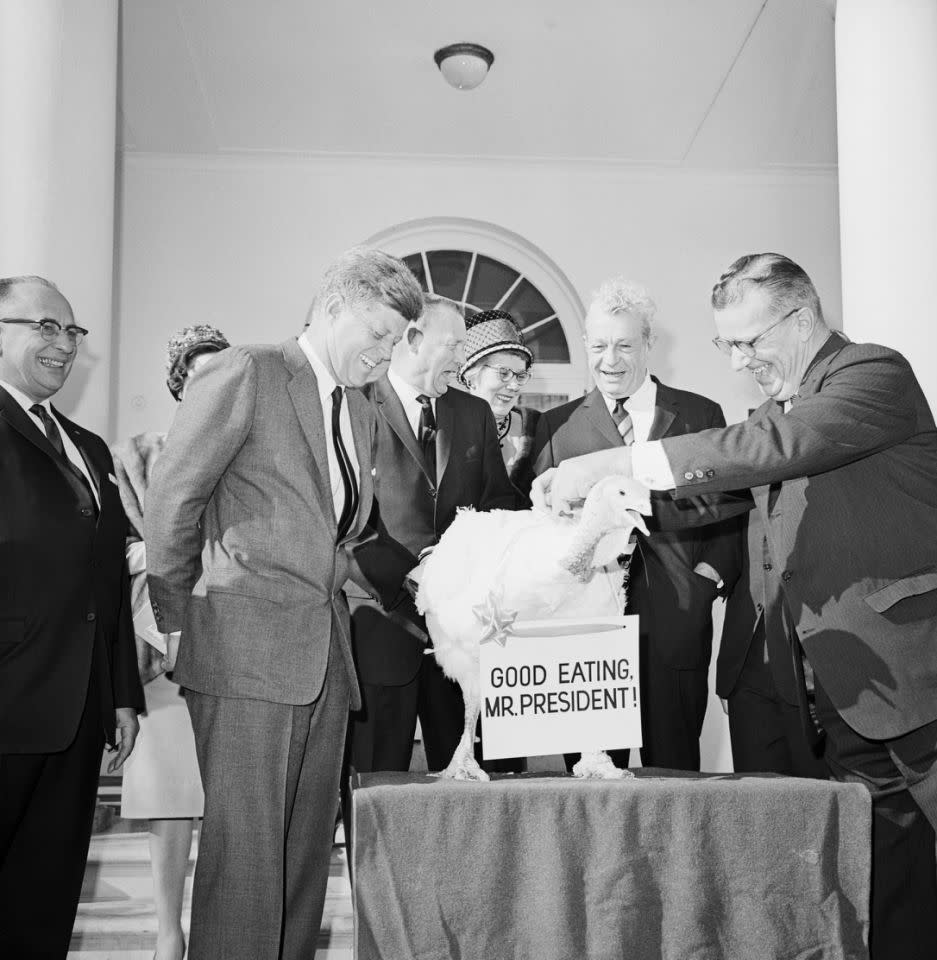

{"left": 68, "top": 821, "right": 353, "bottom": 960}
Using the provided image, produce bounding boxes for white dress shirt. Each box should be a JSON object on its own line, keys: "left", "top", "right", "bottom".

{"left": 388, "top": 368, "right": 435, "bottom": 438}
{"left": 0, "top": 377, "right": 100, "bottom": 506}
{"left": 297, "top": 332, "right": 360, "bottom": 525}
{"left": 601, "top": 372, "right": 657, "bottom": 443}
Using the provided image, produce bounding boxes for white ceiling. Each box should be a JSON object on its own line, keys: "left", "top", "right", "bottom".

{"left": 119, "top": 0, "right": 837, "bottom": 168}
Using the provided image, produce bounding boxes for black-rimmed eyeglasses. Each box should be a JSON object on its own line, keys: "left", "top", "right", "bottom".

{"left": 711, "top": 307, "right": 800, "bottom": 357}
{"left": 0, "top": 318, "right": 89, "bottom": 346}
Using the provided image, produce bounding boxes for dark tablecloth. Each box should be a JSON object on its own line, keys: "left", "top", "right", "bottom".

{"left": 351, "top": 770, "right": 870, "bottom": 960}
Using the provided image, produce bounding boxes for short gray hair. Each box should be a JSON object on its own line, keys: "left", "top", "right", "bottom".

{"left": 309, "top": 247, "right": 424, "bottom": 324}
{"left": 0, "top": 275, "right": 59, "bottom": 309}
{"left": 588, "top": 277, "right": 657, "bottom": 342}
{"left": 711, "top": 253, "right": 824, "bottom": 322}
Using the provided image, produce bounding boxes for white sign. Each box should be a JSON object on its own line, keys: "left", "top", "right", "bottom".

{"left": 479, "top": 616, "right": 641, "bottom": 760}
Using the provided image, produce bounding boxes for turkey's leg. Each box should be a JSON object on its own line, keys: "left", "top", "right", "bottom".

{"left": 437, "top": 687, "right": 489, "bottom": 782}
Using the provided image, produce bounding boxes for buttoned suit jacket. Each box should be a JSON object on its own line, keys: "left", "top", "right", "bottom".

{"left": 145, "top": 340, "right": 387, "bottom": 711}
{"left": 662, "top": 334, "right": 937, "bottom": 740}
{"left": 0, "top": 386, "right": 143, "bottom": 753}
{"left": 532, "top": 380, "right": 744, "bottom": 669}
{"left": 351, "top": 380, "right": 518, "bottom": 686}
{"left": 717, "top": 510, "right": 800, "bottom": 704}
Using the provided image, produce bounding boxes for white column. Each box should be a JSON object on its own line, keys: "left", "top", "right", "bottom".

{"left": 836, "top": 0, "right": 937, "bottom": 411}
{"left": 0, "top": 0, "right": 119, "bottom": 436}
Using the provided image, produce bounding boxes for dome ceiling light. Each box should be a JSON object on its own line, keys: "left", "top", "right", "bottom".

{"left": 433, "top": 42, "right": 495, "bottom": 91}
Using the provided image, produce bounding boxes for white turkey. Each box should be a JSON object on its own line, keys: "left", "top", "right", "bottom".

{"left": 415, "top": 475, "right": 651, "bottom": 781}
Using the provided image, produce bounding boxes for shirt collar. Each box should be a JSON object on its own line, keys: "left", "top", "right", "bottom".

{"left": 601, "top": 371, "right": 655, "bottom": 413}
{"left": 388, "top": 367, "right": 432, "bottom": 409}
{"left": 297, "top": 331, "right": 338, "bottom": 404}
{"left": 0, "top": 377, "right": 51, "bottom": 416}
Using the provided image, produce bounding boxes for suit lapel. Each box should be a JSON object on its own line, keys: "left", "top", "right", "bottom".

{"left": 648, "top": 381, "right": 678, "bottom": 441}
{"left": 581, "top": 388, "right": 624, "bottom": 448}
{"left": 435, "top": 392, "right": 453, "bottom": 486}
{"left": 375, "top": 377, "right": 434, "bottom": 485}
{"left": 54, "top": 408, "right": 103, "bottom": 498}
{"left": 281, "top": 339, "right": 335, "bottom": 527}
{"left": 0, "top": 386, "right": 60, "bottom": 460}
{"left": 797, "top": 332, "right": 848, "bottom": 400}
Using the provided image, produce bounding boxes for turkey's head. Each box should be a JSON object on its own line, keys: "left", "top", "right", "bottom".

{"left": 560, "top": 476, "right": 652, "bottom": 579}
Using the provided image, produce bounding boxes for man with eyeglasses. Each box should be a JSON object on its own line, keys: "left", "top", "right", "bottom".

{"left": 347, "top": 293, "right": 518, "bottom": 780}
{"left": 145, "top": 248, "right": 424, "bottom": 960}
{"left": 533, "top": 253, "right": 937, "bottom": 960}
{"left": 0, "top": 275, "right": 144, "bottom": 958}
{"left": 532, "top": 277, "right": 744, "bottom": 775}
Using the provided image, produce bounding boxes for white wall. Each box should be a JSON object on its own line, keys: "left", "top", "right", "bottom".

{"left": 114, "top": 152, "right": 841, "bottom": 771}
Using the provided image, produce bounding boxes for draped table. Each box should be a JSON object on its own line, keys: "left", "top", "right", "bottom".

{"left": 350, "top": 770, "right": 870, "bottom": 960}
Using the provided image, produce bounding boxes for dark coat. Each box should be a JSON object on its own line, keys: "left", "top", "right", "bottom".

{"left": 663, "top": 334, "right": 937, "bottom": 740}
{"left": 352, "top": 380, "right": 518, "bottom": 686}
{"left": 0, "top": 386, "right": 144, "bottom": 753}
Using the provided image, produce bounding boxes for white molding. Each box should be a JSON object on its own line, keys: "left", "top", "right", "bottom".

{"left": 119, "top": 150, "right": 838, "bottom": 182}
{"left": 366, "top": 217, "right": 589, "bottom": 392}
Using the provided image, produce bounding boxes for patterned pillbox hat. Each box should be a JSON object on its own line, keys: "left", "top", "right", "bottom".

{"left": 458, "top": 310, "right": 533, "bottom": 386}
{"left": 165, "top": 324, "right": 230, "bottom": 400}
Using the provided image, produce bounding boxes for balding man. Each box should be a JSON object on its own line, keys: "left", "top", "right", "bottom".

{"left": 0, "top": 276, "right": 143, "bottom": 959}
{"left": 534, "top": 253, "right": 937, "bottom": 960}
{"left": 349, "top": 295, "right": 519, "bottom": 779}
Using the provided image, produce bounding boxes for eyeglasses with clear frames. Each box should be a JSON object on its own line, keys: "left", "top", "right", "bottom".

{"left": 711, "top": 307, "right": 801, "bottom": 357}
{"left": 482, "top": 363, "right": 531, "bottom": 385}
{"left": 0, "top": 318, "right": 89, "bottom": 346}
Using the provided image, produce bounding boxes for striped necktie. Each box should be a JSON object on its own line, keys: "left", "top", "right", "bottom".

{"left": 611, "top": 398, "right": 634, "bottom": 445}
{"left": 330, "top": 387, "right": 359, "bottom": 541}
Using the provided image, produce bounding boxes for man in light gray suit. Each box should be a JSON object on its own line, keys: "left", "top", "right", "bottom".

{"left": 145, "top": 248, "right": 424, "bottom": 960}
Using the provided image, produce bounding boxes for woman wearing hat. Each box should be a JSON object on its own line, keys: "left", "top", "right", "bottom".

{"left": 458, "top": 309, "right": 541, "bottom": 501}
{"left": 112, "top": 324, "right": 229, "bottom": 960}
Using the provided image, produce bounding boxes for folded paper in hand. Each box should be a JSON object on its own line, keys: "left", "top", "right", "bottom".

{"left": 133, "top": 601, "right": 167, "bottom": 655}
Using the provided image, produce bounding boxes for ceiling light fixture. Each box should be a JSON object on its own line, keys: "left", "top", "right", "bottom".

{"left": 433, "top": 43, "right": 495, "bottom": 91}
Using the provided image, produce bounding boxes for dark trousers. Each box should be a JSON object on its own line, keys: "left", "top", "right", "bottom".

{"left": 727, "top": 620, "right": 828, "bottom": 778}
{"left": 185, "top": 630, "right": 351, "bottom": 960}
{"left": 0, "top": 674, "right": 105, "bottom": 960}
{"left": 564, "top": 658, "right": 708, "bottom": 773}
{"left": 814, "top": 679, "right": 937, "bottom": 960}
{"left": 349, "top": 653, "right": 463, "bottom": 774}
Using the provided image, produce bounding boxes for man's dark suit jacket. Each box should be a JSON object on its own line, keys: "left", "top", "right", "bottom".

{"left": 717, "top": 510, "right": 798, "bottom": 705}
{"left": 0, "top": 386, "right": 144, "bottom": 754}
{"left": 352, "top": 381, "right": 518, "bottom": 688}
{"left": 532, "top": 380, "right": 743, "bottom": 671}
{"left": 661, "top": 334, "right": 937, "bottom": 744}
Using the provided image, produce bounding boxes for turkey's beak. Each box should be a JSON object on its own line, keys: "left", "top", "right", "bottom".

{"left": 628, "top": 509, "right": 650, "bottom": 537}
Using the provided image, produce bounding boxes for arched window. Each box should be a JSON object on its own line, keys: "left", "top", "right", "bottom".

{"left": 367, "top": 218, "right": 587, "bottom": 408}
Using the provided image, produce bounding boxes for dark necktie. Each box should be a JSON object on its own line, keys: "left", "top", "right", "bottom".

{"left": 30, "top": 403, "right": 98, "bottom": 514}
{"left": 330, "top": 387, "right": 359, "bottom": 541}
{"left": 416, "top": 394, "right": 437, "bottom": 482}
{"left": 611, "top": 399, "right": 636, "bottom": 608}
{"left": 611, "top": 398, "right": 634, "bottom": 445}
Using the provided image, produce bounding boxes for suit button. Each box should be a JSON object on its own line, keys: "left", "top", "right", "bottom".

{"left": 763, "top": 562, "right": 773, "bottom": 571}
{"left": 782, "top": 571, "right": 793, "bottom": 582}
{"left": 756, "top": 602, "right": 764, "bottom": 611}
{"left": 683, "top": 471, "right": 694, "bottom": 481}
{"left": 80, "top": 507, "right": 93, "bottom": 517}
{"left": 86, "top": 613, "right": 96, "bottom": 622}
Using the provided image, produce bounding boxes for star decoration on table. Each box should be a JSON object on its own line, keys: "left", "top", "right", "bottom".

{"left": 473, "top": 591, "right": 518, "bottom": 647}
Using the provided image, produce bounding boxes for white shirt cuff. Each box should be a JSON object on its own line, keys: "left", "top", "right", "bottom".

{"left": 631, "top": 440, "right": 676, "bottom": 491}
